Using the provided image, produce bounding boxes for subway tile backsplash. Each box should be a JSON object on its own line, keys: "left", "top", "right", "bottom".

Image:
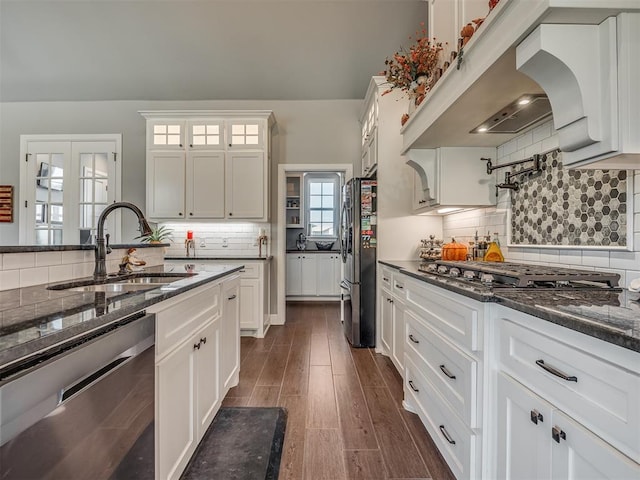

{"left": 443, "top": 119, "right": 640, "bottom": 288}
{"left": 160, "top": 222, "right": 271, "bottom": 258}
{"left": 0, "top": 246, "right": 166, "bottom": 291}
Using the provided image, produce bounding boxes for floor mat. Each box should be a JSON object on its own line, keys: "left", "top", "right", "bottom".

{"left": 111, "top": 407, "right": 287, "bottom": 480}
{"left": 182, "top": 407, "right": 288, "bottom": 480}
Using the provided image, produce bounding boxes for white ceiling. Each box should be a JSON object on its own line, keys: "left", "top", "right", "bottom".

{"left": 0, "top": 0, "right": 428, "bottom": 102}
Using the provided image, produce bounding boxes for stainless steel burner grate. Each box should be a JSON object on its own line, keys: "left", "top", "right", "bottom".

{"left": 425, "top": 261, "right": 620, "bottom": 288}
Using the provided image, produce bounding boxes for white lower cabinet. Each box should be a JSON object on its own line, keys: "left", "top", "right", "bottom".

{"left": 497, "top": 372, "right": 554, "bottom": 480}
{"left": 389, "top": 269, "right": 485, "bottom": 479}
{"left": 376, "top": 266, "right": 406, "bottom": 377}
{"left": 151, "top": 275, "right": 241, "bottom": 480}
{"left": 379, "top": 287, "right": 393, "bottom": 355}
{"left": 494, "top": 306, "right": 640, "bottom": 480}
{"left": 164, "top": 260, "right": 269, "bottom": 338}
{"left": 286, "top": 253, "right": 340, "bottom": 298}
{"left": 497, "top": 372, "right": 640, "bottom": 480}
{"left": 221, "top": 277, "right": 240, "bottom": 391}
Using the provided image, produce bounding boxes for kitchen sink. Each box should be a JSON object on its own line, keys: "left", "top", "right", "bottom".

{"left": 116, "top": 276, "right": 188, "bottom": 284}
{"left": 48, "top": 273, "right": 195, "bottom": 291}
{"left": 68, "top": 283, "right": 166, "bottom": 293}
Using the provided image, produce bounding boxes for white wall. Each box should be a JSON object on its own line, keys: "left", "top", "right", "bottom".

{"left": 443, "top": 120, "right": 640, "bottom": 289}
{"left": 0, "top": 99, "right": 361, "bottom": 244}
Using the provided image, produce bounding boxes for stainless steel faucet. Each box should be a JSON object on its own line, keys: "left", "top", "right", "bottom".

{"left": 185, "top": 238, "right": 196, "bottom": 257}
{"left": 93, "top": 202, "right": 152, "bottom": 282}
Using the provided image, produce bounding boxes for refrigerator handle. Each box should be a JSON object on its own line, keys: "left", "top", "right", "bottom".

{"left": 340, "top": 203, "right": 347, "bottom": 263}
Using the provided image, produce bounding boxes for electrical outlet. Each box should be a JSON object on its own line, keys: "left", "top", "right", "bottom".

{"left": 222, "top": 238, "right": 228, "bottom": 248}
{"left": 199, "top": 238, "right": 206, "bottom": 248}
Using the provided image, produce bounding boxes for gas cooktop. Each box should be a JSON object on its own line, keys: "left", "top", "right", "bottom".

{"left": 418, "top": 260, "right": 620, "bottom": 289}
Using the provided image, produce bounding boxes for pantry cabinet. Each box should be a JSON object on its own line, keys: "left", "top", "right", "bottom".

{"left": 141, "top": 111, "right": 275, "bottom": 222}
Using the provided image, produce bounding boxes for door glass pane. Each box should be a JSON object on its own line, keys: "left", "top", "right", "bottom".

{"left": 94, "top": 153, "right": 108, "bottom": 177}
{"left": 35, "top": 229, "right": 49, "bottom": 245}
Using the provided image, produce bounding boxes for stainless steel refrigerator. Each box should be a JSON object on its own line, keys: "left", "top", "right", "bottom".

{"left": 340, "top": 178, "right": 377, "bottom": 347}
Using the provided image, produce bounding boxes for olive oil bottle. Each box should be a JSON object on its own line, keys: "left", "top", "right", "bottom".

{"left": 483, "top": 232, "right": 504, "bottom": 262}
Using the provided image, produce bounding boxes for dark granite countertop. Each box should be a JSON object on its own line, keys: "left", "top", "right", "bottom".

{"left": 0, "top": 243, "right": 169, "bottom": 253}
{"left": 164, "top": 256, "right": 273, "bottom": 261}
{"left": 379, "top": 260, "right": 640, "bottom": 353}
{"left": 0, "top": 264, "right": 242, "bottom": 382}
{"left": 286, "top": 250, "right": 340, "bottom": 254}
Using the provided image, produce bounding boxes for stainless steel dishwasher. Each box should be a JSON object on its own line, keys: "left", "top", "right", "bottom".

{"left": 0, "top": 312, "right": 155, "bottom": 480}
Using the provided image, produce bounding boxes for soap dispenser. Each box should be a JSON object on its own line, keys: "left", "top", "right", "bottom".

{"left": 484, "top": 233, "right": 504, "bottom": 262}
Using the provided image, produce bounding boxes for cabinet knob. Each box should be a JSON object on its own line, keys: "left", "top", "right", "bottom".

{"left": 530, "top": 410, "right": 544, "bottom": 425}
{"left": 229, "top": 212, "right": 233, "bottom": 216}
{"left": 179, "top": 144, "right": 183, "bottom": 148}
{"left": 189, "top": 212, "right": 193, "bottom": 216}
{"left": 552, "top": 426, "right": 566, "bottom": 443}
{"left": 200, "top": 337, "right": 207, "bottom": 345}
{"left": 190, "top": 144, "right": 193, "bottom": 148}
{"left": 193, "top": 342, "right": 201, "bottom": 350}
{"left": 229, "top": 143, "right": 232, "bottom": 147}
{"left": 179, "top": 212, "right": 183, "bottom": 216}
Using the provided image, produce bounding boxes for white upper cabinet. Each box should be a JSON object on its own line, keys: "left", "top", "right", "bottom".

{"left": 407, "top": 146, "right": 496, "bottom": 214}
{"left": 142, "top": 111, "right": 275, "bottom": 221}
{"left": 360, "top": 80, "right": 379, "bottom": 177}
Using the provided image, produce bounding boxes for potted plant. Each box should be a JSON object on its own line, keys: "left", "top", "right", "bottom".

{"left": 136, "top": 225, "right": 173, "bottom": 244}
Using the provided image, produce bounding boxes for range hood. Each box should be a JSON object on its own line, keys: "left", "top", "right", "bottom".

{"left": 470, "top": 94, "right": 552, "bottom": 134}
{"left": 400, "top": 1, "right": 640, "bottom": 169}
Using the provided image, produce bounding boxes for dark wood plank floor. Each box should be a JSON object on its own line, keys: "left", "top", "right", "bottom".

{"left": 224, "top": 301, "right": 456, "bottom": 480}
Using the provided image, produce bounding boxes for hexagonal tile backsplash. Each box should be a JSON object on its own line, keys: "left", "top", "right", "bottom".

{"left": 510, "top": 150, "right": 628, "bottom": 247}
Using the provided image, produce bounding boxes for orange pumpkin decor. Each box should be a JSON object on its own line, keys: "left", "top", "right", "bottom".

{"left": 442, "top": 238, "right": 468, "bottom": 261}
{"left": 460, "top": 23, "right": 475, "bottom": 46}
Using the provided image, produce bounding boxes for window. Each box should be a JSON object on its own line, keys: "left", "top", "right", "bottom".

{"left": 20, "top": 135, "right": 121, "bottom": 245}
{"left": 305, "top": 173, "right": 341, "bottom": 239}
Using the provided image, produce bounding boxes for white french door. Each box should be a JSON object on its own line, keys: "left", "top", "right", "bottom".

{"left": 20, "top": 135, "right": 121, "bottom": 245}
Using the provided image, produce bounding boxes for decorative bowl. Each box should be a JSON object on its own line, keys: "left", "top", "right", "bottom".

{"left": 315, "top": 241, "right": 335, "bottom": 251}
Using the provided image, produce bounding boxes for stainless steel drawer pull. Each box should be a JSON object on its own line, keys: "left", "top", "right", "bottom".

{"left": 408, "top": 380, "right": 419, "bottom": 392}
{"left": 383, "top": 277, "right": 389, "bottom": 282}
{"left": 439, "top": 364, "right": 456, "bottom": 379}
{"left": 552, "top": 426, "right": 566, "bottom": 443}
{"left": 439, "top": 425, "right": 456, "bottom": 445}
{"left": 395, "top": 284, "right": 404, "bottom": 289}
{"left": 535, "top": 359, "right": 577, "bottom": 382}
{"left": 228, "top": 294, "right": 237, "bottom": 300}
{"left": 530, "top": 409, "right": 544, "bottom": 425}
{"left": 409, "top": 334, "right": 420, "bottom": 344}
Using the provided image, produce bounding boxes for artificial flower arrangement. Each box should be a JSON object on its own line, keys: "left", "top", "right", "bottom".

{"left": 381, "top": 22, "right": 444, "bottom": 98}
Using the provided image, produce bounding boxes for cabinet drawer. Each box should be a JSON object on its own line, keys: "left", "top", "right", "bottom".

{"left": 154, "top": 282, "right": 221, "bottom": 359}
{"left": 406, "top": 310, "right": 479, "bottom": 428}
{"left": 403, "top": 275, "right": 482, "bottom": 352}
{"left": 392, "top": 276, "right": 407, "bottom": 300}
{"left": 405, "top": 353, "right": 481, "bottom": 480}
{"left": 380, "top": 266, "right": 393, "bottom": 291}
{"left": 498, "top": 316, "right": 640, "bottom": 462}
{"left": 238, "top": 262, "right": 261, "bottom": 279}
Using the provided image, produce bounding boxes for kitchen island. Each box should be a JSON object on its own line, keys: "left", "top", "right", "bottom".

{"left": 0, "top": 260, "right": 243, "bottom": 480}
{"left": 378, "top": 259, "right": 640, "bottom": 479}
